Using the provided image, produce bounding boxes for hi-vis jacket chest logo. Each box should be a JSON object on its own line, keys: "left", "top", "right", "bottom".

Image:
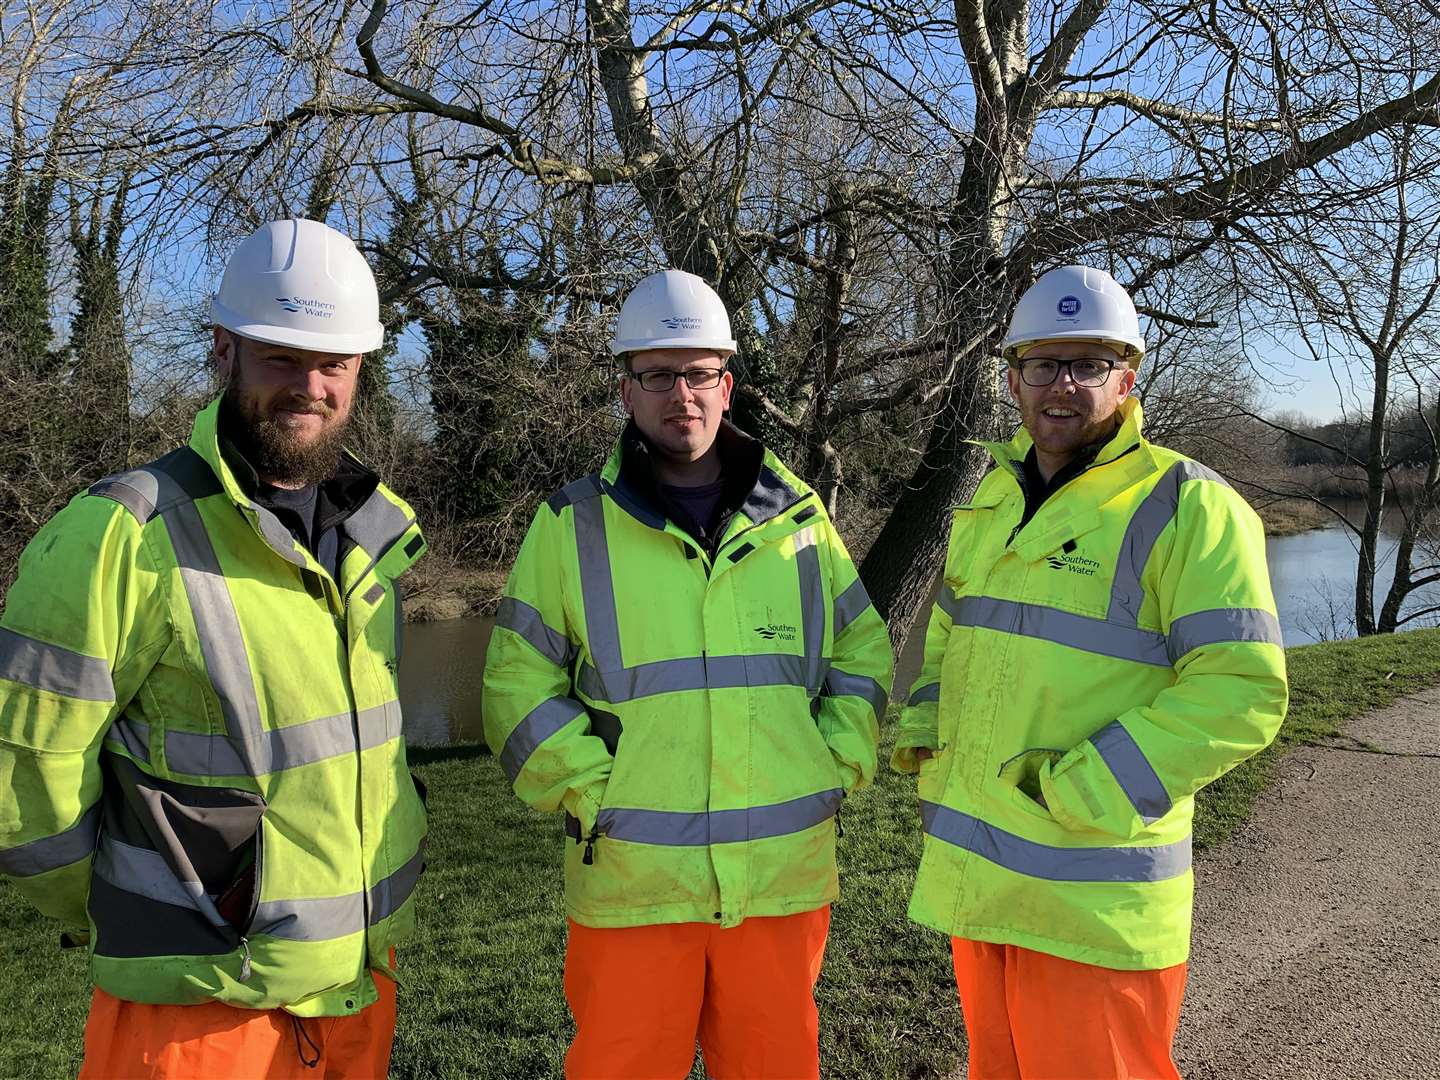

{"left": 754, "top": 610, "right": 798, "bottom": 641}
{"left": 1045, "top": 545, "right": 1101, "bottom": 577}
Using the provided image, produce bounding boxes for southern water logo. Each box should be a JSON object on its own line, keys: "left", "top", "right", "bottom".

{"left": 274, "top": 296, "right": 337, "bottom": 319}
{"left": 1046, "top": 550, "right": 1100, "bottom": 577}
{"left": 754, "top": 620, "right": 798, "bottom": 642}
{"left": 1057, "top": 295, "right": 1081, "bottom": 318}
{"left": 660, "top": 316, "right": 702, "bottom": 330}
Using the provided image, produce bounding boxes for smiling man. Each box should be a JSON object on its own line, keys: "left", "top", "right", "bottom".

{"left": 483, "top": 269, "right": 893, "bottom": 1079}
{"left": 893, "top": 265, "right": 1289, "bottom": 1079}
{"left": 0, "top": 218, "right": 427, "bottom": 1077}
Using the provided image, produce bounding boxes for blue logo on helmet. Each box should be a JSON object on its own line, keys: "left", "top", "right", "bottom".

{"left": 1057, "top": 295, "right": 1081, "bottom": 318}
{"left": 660, "top": 316, "right": 702, "bottom": 331}
{"left": 275, "top": 296, "right": 300, "bottom": 313}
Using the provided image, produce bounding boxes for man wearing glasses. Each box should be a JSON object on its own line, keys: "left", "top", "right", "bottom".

{"left": 894, "top": 265, "right": 1288, "bottom": 1078}
{"left": 484, "top": 269, "right": 893, "bottom": 1078}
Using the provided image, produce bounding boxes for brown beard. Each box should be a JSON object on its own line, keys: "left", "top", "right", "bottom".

{"left": 220, "top": 377, "right": 350, "bottom": 487}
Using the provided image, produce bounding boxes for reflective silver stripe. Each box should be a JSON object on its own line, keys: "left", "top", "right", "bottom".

{"left": 341, "top": 490, "right": 418, "bottom": 605}
{"left": 252, "top": 505, "right": 306, "bottom": 568}
{"left": 919, "top": 800, "right": 1191, "bottom": 883}
{"left": 500, "top": 696, "right": 587, "bottom": 781}
{"left": 88, "top": 476, "right": 158, "bottom": 522}
{"left": 795, "top": 527, "right": 828, "bottom": 696}
{"left": 496, "top": 597, "right": 573, "bottom": 668}
{"left": 254, "top": 852, "right": 424, "bottom": 941}
{"left": 345, "top": 488, "right": 415, "bottom": 560}
{"left": 577, "top": 653, "right": 811, "bottom": 704}
{"left": 1168, "top": 608, "right": 1284, "bottom": 661}
{"left": 163, "top": 499, "right": 266, "bottom": 768}
{"left": 833, "top": 578, "right": 872, "bottom": 637}
{"left": 103, "top": 716, "right": 151, "bottom": 763}
{"left": 92, "top": 833, "right": 234, "bottom": 933}
{"left": 370, "top": 843, "right": 425, "bottom": 923}
{"left": 89, "top": 447, "right": 222, "bottom": 524}
{"left": 937, "top": 588, "right": 964, "bottom": 623}
{"left": 907, "top": 681, "right": 941, "bottom": 706}
{"left": 1090, "top": 721, "right": 1171, "bottom": 823}
{"left": 0, "top": 626, "right": 114, "bottom": 702}
{"left": 823, "top": 668, "right": 887, "bottom": 719}
{"left": 573, "top": 497, "right": 623, "bottom": 670}
{"left": 598, "top": 788, "right": 843, "bottom": 846}
{"left": 252, "top": 893, "right": 365, "bottom": 942}
{"left": 162, "top": 702, "right": 402, "bottom": 777}
{"left": 0, "top": 804, "right": 100, "bottom": 877}
{"left": 950, "top": 595, "right": 1171, "bottom": 668}
{"left": 1108, "top": 459, "right": 1226, "bottom": 624}
{"left": 93, "top": 834, "right": 202, "bottom": 910}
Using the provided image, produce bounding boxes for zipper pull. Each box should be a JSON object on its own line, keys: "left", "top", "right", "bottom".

{"left": 238, "top": 936, "right": 252, "bottom": 982}
{"left": 582, "top": 831, "right": 599, "bottom": 865}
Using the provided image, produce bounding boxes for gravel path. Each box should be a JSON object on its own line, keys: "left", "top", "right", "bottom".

{"left": 1176, "top": 686, "right": 1440, "bottom": 1079}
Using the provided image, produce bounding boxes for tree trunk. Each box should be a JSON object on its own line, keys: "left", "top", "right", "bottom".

{"left": 859, "top": 340, "right": 998, "bottom": 649}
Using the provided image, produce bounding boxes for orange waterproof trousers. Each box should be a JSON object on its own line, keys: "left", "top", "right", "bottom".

{"left": 564, "top": 906, "right": 831, "bottom": 1080}
{"left": 951, "top": 938, "right": 1187, "bottom": 1080}
{"left": 77, "top": 969, "right": 397, "bottom": 1080}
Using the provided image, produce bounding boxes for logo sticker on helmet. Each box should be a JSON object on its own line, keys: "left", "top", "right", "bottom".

{"left": 273, "top": 296, "right": 336, "bottom": 320}
{"left": 1057, "top": 295, "right": 1081, "bottom": 318}
{"left": 660, "top": 316, "right": 702, "bottom": 330}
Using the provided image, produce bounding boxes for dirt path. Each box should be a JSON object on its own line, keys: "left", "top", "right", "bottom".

{"left": 1176, "top": 686, "right": 1440, "bottom": 1079}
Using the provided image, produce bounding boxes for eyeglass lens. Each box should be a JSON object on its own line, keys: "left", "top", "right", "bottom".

{"left": 1020, "top": 358, "right": 1113, "bottom": 387}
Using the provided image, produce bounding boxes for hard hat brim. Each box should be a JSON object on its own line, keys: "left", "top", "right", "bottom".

{"left": 610, "top": 336, "right": 738, "bottom": 357}
{"left": 213, "top": 297, "right": 384, "bottom": 356}
{"left": 1002, "top": 330, "right": 1145, "bottom": 365}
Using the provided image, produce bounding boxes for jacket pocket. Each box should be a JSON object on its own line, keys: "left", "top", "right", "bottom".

{"left": 90, "top": 753, "right": 267, "bottom": 959}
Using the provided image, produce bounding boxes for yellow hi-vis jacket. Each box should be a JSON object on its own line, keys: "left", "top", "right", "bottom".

{"left": 894, "top": 399, "right": 1288, "bottom": 970}
{"left": 483, "top": 422, "right": 894, "bottom": 929}
{"left": 0, "top": 399, "right": 428, "bottom": 1015}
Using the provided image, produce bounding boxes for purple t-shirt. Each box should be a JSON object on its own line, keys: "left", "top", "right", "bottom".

{"left": 658, "top": 478, "right": 726, "bottom": 546}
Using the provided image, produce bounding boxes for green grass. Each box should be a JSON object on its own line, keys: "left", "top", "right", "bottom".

{"left": 5, "top": 628, "right": 1440, "bottom": 1079}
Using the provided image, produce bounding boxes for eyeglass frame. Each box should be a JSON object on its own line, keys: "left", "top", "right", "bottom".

{"left": 1013, "top": 355, "right": 1122, "bottom": 388}
{"left": 624, "top": 363, "right": 730, "bottom": 393}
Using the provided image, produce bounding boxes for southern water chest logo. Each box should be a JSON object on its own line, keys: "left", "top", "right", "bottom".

{"left": 274, "top": 296, "right": 337, "bottom": 319}
{"left": 1046, "top": 547, "right": 1100, "bottom": 577}
{"left": 754, "top": 609, "right": 798, "bottom": 641}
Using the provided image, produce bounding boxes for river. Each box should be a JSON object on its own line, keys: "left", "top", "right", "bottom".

{"left": 398, "top": 523, "right": 1440, "bottom": 746}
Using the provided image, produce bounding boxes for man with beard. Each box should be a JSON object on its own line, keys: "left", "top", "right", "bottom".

{"left": 483, "top": 269, "right": 893, "bottom": 1078}
{"left": 0, "top": 219, "right": 428, "bottom": 1077}
{"left": 893, "top": 265, "right": 1288, "bottom": 1078}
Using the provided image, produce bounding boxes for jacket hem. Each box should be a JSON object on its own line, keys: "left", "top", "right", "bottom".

{"left": 908, "top": 913, "right": 1189, "bottom": 971}
{"left": 567, "top": 892, "right": 836, "bottom": 929}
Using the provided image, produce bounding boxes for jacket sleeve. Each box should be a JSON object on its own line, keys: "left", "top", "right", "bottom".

{"left": 815, "top": 519, "right": 893, "bottom": 794}
{"left": 891, "top": 511, "right": 964, "bottom": 773}
{"left": 1040, "top": 477, "right": 1289, "bottom": 840}
{"left": 0, "top": 494, "right": 162, "bottom": 926}
{"left": 482, "top": 503, "right": 613, "bottom": 835}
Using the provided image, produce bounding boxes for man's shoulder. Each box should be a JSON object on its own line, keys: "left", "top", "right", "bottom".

{"left": 544, "top": 472, "right": 606, "bottom": 516}
{"left": 86, "top": 445, "right": 221, "bottom": 526}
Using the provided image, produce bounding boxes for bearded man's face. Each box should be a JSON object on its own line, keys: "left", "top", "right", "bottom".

{"left": 215, "top": 329, "right": 362, "bottom": 487}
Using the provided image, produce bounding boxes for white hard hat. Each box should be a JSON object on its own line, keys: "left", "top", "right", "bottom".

{"left": 211, "top": 219, "right": 384, "bottom": 355}
{"left": 610, "top": 269, "right": 738, "bottom": 356}
{"left": 1001, "top": 264, "right": 1145, "bottom": 366}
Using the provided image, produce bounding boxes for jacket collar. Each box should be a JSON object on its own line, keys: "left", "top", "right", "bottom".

{"left": 599, "top": 418, "right": 810, "bottom": 533}
{"left": 982, "top": 396, "right": 1146, "bottom": 473}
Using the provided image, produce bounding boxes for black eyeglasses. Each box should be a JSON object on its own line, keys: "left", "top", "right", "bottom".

{"left": 628, "top": 367, "right": 726, "bottom": 392}
{"left": 1017, "top": 357, "right": 1119, "bottom": 388}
